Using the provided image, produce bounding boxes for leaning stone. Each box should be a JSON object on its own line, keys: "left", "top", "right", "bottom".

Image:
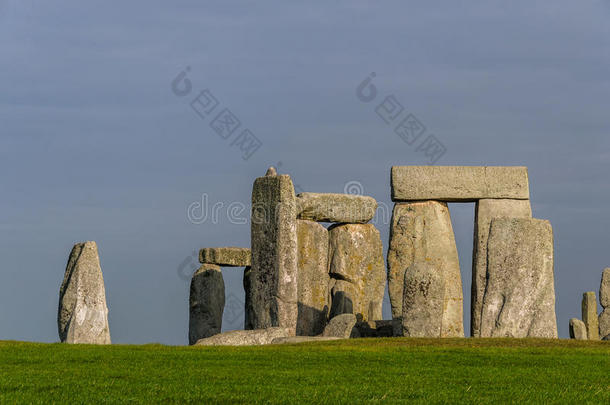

{"left": 195, "top": 327, "right": 291, "bottom": 346}
{"left": 58, "top": 241, "right": 111, "bottom": 344}
{"left": 582, "top": 292, "right": 599, "bottom": 340}
{"left": 250, "top": 172, "right": 298, "bottom": 333}
{"left": 296, "top": 220, "right": 330, "bottom": 336}
{"left": 569, "top": 318, "right": 587, "bottom": 340}
{"left": 600, "top": 268, "right": 610, "bottom": 308}
{"left": 296, "top": 193, "right": 377, "bottom": 223}
{"left": 480, "top": 218, "right": 557, "bottom": 338}
{"left": 353, "top": 320, "right": 394, "bottom": 338}
{"left": 597, "top": 309, "right": 610, "bottom": 340}
{"left": 189, "top": 264, "right": 225, "bottom": 345}
{"left": 391, "top": 166, "right": 530, "bottom": 202}
{"left": 328, "top": 223, "right": 385, "bottom": 321}
{"left": 199, "top": 247, "right": 250, "bottom": 267}
{"left": 271, "top": 336, "right": 341, "bottom": 344}
{"left": 322, "top": 313, "right": 357, "bottom": 338}
{"left": 387, "top": 201, "right": 463, "bottom": 337}
{"left": 402, "top": 262, "right": 445, "bottom": 337}
{"left": 471, "top": 199, "right": 532, "bottom": 337}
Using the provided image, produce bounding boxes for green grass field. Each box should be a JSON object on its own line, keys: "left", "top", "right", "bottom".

{"left": 1, "top": 338, "right": 608, "bottom": 404}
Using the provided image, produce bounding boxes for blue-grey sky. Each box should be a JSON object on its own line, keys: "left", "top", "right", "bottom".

{"left": 1, "top": 1, "right": 609, "bottom": 344}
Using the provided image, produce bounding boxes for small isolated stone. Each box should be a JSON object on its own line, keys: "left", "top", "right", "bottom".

{"left": 189, "top": 264, "right": 225, "bottom": 345}
{"left": 322, "top": 313, "right": 357, "bottom": 338}
{"left": 194, "top": 327, "right": 291, "bottom": 346}
{"left": 271, "top": 336, "right": 341, "bottom": 344}
{"left": 582, "top": 292, "right": 599, "bottom": 340}
{"left": 296, "top": 192, "right": 377, "bottom": 223}
{"left": 569, "top": 318, "right": 587, "bottom": 340}
{"left": 265, "top": 166, "right": 277, "bottom": 176}
{"left": 58, "top": 241, "right": 111, "bottom": 344}
{"left": 199, "top": 247, "right": 251, "bottom": 267}
{"left": 600, "top": 268, "right": 610, "bottom": 308}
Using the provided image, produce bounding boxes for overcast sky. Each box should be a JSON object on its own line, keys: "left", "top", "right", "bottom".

{"left": 1, "top": 1, "right": 609, "bottom": 344}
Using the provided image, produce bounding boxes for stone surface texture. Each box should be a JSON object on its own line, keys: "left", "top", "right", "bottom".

{"left": 328, "top": 223, "right": 385, "bottom": 322}
{"left": 58, "top": 241, "right": 111, "bottom": 344}
{"left": 598, "top": 310, "right": 610, "bottom": 340}
{"left": 322, "top": 313, "right": 357, "bottom": 338}
{"left": 195, "top": 327, "right": 291, "bottom": 346}
{"left": 471, "top": 198, "right": 532, "bottom": 337}
{"left": 250, "top": 172, "right": 298, "bottom": 333}
{"left": 199, "top": 247, "right": 251, "bottom": 267}
{"left": 388, "top": 201, "right": 463, "bottom": 337}
{"left": 582, "top": 292, "right": 599, "bottom": 340}
{"left": 480, "top": 218, "right": 557, "bottom": 338}
{"left": 243, "top": 266, "right": 254, "bottom": 330}
{"left": 295, "top": 192, "right": 377, "bottom": 223}
{"left": 296, "top": 220, "right": 330, "bottom": 336}
{"left": 189, "top": 264, "right": 225, "bottom": 345}
{"left": 391, "top": 166, "right": 530, "bottom": 202}
{"left": 569, "top": 318, "right": 587, "bottom": 340}
{"left": 600, "top": 268, "right": 610, "bottom": 308}
{"left": 402, "top": 262, "right": 445, "bottom": 337}
{"left": 271, "top": 336, "right": 341, "bottom": 344}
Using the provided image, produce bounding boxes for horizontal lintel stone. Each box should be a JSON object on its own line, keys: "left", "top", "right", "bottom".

{"left": 199, "top": 247, "right": 251, "bottom": 267}
{"left": 391, "top": 166, "right": 529, "bottom": 202}
{"left": 296, "top": 192, "right": 377, "bottom": 223}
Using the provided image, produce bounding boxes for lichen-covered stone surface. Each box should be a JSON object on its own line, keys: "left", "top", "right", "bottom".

{"left": 471, "top": 198, "right": 532, "bottom": 337}
{"left": 250, "top": 171, "right": 298, "bottom": 333}
{"left": 58, "top": 241, "right": 111, "bottom": 344}
{"left": 296, "top": 220, "right": 330, "bottom": 336}
{"left": 194, "top": 327, "right": 291, "bottom": 346}
{"left": 322, "top": 313, "right": 357, "bottom": 338}
{"left": 569, "top": 318, "right": 587, "bottom": 340}
{"left": 387, "top": 201, "right": 463, "bottom": 337}
{"left": 402, "top": 262, "right": 445, "bottom": 337}
{"left": 189, "top": 264, "right": 225, "bottom": 345}
{"left": 328, "top": 223, "right": 385, "bottom": 322}
{"left": 480, "top": 218, "right": 557, "bottom": 338}
{"left": 391, "top": 166, "right": 530, "bottom": 201}
{"left": 199, "top": 247, "right": 251, "bottom": 267}
{"left": 582, "top": 292, "right": 599, "bottom": 340}
{"left": 295, "top": 192, "right": 377, "bottom": 223}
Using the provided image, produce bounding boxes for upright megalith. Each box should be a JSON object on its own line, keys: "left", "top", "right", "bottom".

{"left": 599, "top": 268, "right": 610, "bottom": 340}
{"left": 58, "top": 241, "right": 111, "bottom": 344}
{"left": 480, "top": 218, "right": 557, "bottom": 338}
{"left": 569, "top": 318, "right": 587, "bottom": 340}
{"left": 582, "top": 292, "right": 599, "bottom": 340}
{"left": 250, "top": 167, "right": 298, "bottom": 333}
{"left": 388, "top": 201, "right": 463, "bottom": 337}
{"left": 402, "top": 261, "right": 445, "bottom": 337}
{"left": 328, "top": 223, "right": 385, "bottom": 322}
{"left": 471, "top": 199, "right": 532, "bottom": 337}
{"left": 296, "top": 220, "right": 330, "bottom": 336}
{"left": 189, "top": 264, "right": 225, "bottom": 345}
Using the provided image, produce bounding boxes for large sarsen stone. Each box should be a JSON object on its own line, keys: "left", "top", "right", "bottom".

{"left": 296, "top": 192, "right": 377, "bottom": 223}
{"left": 199, "top": 247, "right": 250, "bottom": 267}
{"left": 189, "top": 264, "right": 225, "bottom": 345}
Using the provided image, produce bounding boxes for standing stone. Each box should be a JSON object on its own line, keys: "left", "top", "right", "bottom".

{"left": 480, "top": 218, "right": 557, "bottom": 338}
{"left": 328, "top": 223, "right": 385, "bottom": 322}
{"left": 296, "top": 220, "right": 330, "bottom": 336}
{"left": 250, "top": 169, "right": 298, "bottom": 333}
{"left": 243, "top": 266, "right": 254, "bottom": 330}
{"left": 598, "top": 310, "right": 610, "bottom": 340}
{"left": 322, "top": 313, "right": 357, "bottom": 338}
{"left": 569, "top": 318, "right": 587, "bottom": 340}
{"left": 402, "top": 262, "right": 445, "bottom": 337}
{"left": 189, "top": 264, "right": 225, "bottom": 345}
{"left": 471, "top": 199, "right": 532, "bottom": 337}
{"left": 58, "top": 241, "right": 111, "bottom": 344}
{"left": 387, "top": 201, "right": 463, "bottom": 337}
{"left": 582, "top": 292, "right": 599, "bottom": 340}
{"left": 600, "top": 268, "right": 610, "bottom": 308}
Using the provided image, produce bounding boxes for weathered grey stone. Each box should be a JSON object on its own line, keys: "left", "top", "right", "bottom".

{"left": 250, "top": 172, "right": 298, "bottom": 333}
{"left": 322, "top": 313, "right": 357, "bottom": 338}
{"left": 597, "top": 310, "right": 609, "bottom": 340}
{"left": 328, "top": 223, "right": 385, "bottom": 322}
{"left": 296, "top": 220, "right": 330, "bottom": 336}
{"left": 471, "top": 199, "right": 532, "bottom": 337}
{"left": 402, "top": 262, "right": 445, "bottom": 337}
{"left": 199, "top": 247, "right": 250, "bottom": 267}
{"left": 189, "top": 264, "right": 225, "bottom": 345}
{"left": 480, "top": 218, "right": 557, "bottom": 338}
{"left": 58, "top": 241, "right": 111, "bottom": 344}
{"left": 271, "top": 336, "right": 341, "bottom": 344}
{"left": 195, "top": 327, "right": 291, "bottom": 346}
{"left": 243, "top": 266, "right": 254, "bottom": 330}
{"left": 387, "top": 201, "right": 463, "bottom": 337}
{"left": 600, "top": 268, "right": 610, "bottom": 308}
{"left": 296, "top": 192, "right": 377, "bottom": 223}
{"left": 569, "top": 318, "right": 587, "bottom": 340}
{"left": 391, "top": 166, "right": 530, "bottom": 202}
{"left": 353, "top": 320, "right": 394, "bottom": 338}
{"left": 582, "top": 292, "right": 599, "bottom": 340}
